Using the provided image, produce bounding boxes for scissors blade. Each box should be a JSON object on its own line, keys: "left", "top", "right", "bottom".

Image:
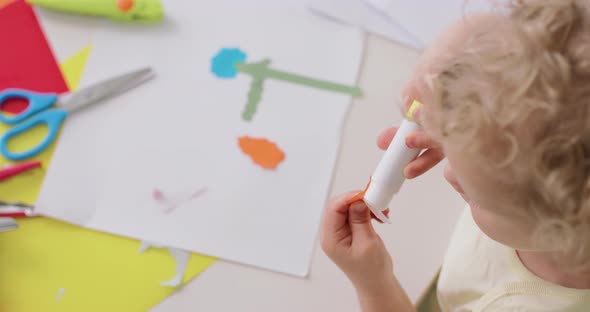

{"left": 57, "top": 67, "right": 155, "bottom": 113}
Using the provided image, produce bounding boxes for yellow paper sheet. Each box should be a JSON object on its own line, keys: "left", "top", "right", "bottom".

{"left": 60, "top": 44, "right": 92, "bottom": 91}
{"left": 0, "top": 46, "right": 217, "bottom": 312}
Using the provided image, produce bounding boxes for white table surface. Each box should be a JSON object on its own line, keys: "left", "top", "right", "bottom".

{"left": 37, "top": 7, "right": 465, "bottom": 312}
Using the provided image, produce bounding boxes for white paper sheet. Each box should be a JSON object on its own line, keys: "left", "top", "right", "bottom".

{"left": 366, "top": 0, "right": 500, "bottom": 46}
{"left": 37, "top": 0, "right": 364, "bottom": 277}
{"left": 307, "top": 0, "right": 423, "bottom": 50}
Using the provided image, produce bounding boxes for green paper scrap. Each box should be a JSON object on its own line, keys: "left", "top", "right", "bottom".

{"left": 235, "top": 61, "right": 362, "bottom": 97}
{"left": 244, "top": 74, "right": 265, "bottom": 121}
{"left": 211, "top": 47, "right": 363, "bottom": 122}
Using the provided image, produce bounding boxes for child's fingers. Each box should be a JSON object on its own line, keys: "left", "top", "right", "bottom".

{"left": 377, "top": 127, "right": 399, "bottom": 150}
{"left": 405, "top": 131, "right": 441, "bottom": 149}
{"left": 404, "top": 148, "right": 445, "bottom": 179}
{"left": 321, "top": 192, "right": 357, "bottom": 244}
{"left": 324, "top": 192, "right": 357, "bottom": 227}
{"left": 401, "top": 79, "right": 423, "bottom": 112}
{"left": 379, "top": 127, "right": 442, "bottom": 152}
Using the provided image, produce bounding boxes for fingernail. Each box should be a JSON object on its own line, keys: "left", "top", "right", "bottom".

{"left": 413, "top": 105, "right": 422, "bottom": 120}
{"left": 350, "top": 202, "right": 369, "bottom": 218}
{"left": 402, "top": 95, "right": 409, "bottom": 106}
{"left": 350, "top": 201, "right": 366, "bottom": 211}
{"left": 406, "top": 137, "right": 415, "bottom": 148}
{"left": 403, "top": 167, "right": 414, "bottom": 179}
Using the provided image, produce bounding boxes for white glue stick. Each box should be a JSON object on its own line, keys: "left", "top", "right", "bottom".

{"left": 363, "top": 100, "right": 423, "bottom": 223}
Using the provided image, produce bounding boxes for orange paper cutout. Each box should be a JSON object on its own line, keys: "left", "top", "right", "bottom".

{"left": 238, "top": 136, "right": 285, "bottom": 169}
{"left": 346, "top": 176, "right": 372, "bottom": 205}
{"left": 346, "top": 177, "right": 391, "bottom": 222}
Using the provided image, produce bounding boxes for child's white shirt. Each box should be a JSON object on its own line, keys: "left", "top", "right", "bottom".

{"left": 436, "top": 207, "right": 590, "bottom": 311}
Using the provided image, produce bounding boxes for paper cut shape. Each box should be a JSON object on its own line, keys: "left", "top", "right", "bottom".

{"left": 0, "top": 0, "right": 69, "bottom": 115}
{"left": 152, "top": 187, "right": 207, "bottom": 213}
{"left": 56, "top": 288, "right": 65, "bottom": 303}
{"left": 211, "top": 48, "right": 247, "bottom": 78}
{"left": 0, "top": 45, "right": 217, "bottom": 312}
{"left": 346, "top": 176, "right": 372, "bottom": 205}
{"left": 346, "top": 177, "right": 390, "bottom": 221}
{"left": 59, "top": 45, "right": 92, "bottom": 91}
{"left": 243, "top": 64, "right": 265, "bottom": 121}
{"left": 211, "top": 47, "right": 363, "bottom": 121}
{"left": 152, "top": 188, "right": 165, "bottom": 200}
{"left": 238, "top": 136, "right": 285, "bottom": 169}
{"left": 139, "top": 241, "right": 192, "bottom": 288}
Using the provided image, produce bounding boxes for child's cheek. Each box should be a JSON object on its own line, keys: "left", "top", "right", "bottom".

{"left": 470, "top": 203, "right": 536, "bottom": 250}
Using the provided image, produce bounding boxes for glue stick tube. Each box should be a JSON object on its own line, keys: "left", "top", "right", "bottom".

{"left": 363, "top": 100, "right": 423, "bottom": 223}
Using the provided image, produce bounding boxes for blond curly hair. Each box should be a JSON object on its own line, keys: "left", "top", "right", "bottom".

{"left": 424, "top": 0, "right": 590, "bottom": 272}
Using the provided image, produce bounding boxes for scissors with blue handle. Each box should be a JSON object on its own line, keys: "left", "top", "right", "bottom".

{"left": 0, "top": 67, "right": 155, "bottom": 161}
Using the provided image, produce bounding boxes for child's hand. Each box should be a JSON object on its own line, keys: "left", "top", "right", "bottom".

{"left": 320, "top": 192, "right": 394, "bottom": 292}
{"left": 378, "top": 126, "right": 476, "bottom": 210}
{"left": 377, "top": 127, "right": 444, "bottom": 179}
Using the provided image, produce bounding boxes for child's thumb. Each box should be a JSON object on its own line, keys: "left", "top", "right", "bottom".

{"left": 348, "top": 201, "right": 377, "bottom": 239}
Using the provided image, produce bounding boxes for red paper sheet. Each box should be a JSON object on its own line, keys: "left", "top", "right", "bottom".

{"left": 0, "top": 0, "right": 68, "bottom": 114}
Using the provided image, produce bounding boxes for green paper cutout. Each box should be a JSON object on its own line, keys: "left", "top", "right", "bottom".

{"left": 235, "top": 61, "right": 362, "bottom": 97}
{"left": 211, "top": 47, "right": 363, "bottom": 122}
{"left": 244, "top": 73, "right": 265, "bottom": 121}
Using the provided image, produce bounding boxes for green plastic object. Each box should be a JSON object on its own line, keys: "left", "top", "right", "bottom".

{"left": 26, "top": 0, "right": 164, "bottom": 22}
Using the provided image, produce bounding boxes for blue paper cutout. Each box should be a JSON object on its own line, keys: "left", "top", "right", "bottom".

{"left": 211, "top": 48, "right": 247, "bottom": 79}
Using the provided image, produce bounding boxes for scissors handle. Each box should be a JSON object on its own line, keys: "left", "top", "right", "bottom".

{"left": 0, "top": 89, "right": 58, "bottom": 124}
{"left": 0, "top": 109, "right": 68, "bottom": 161}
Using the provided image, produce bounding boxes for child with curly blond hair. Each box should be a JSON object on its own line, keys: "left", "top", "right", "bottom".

{"left": 320, "top": 0, "right": 590, "bottom": 311}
